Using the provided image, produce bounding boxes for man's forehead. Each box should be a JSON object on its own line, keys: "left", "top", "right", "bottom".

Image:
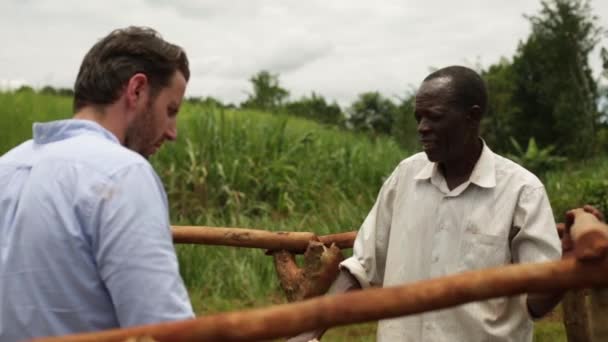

{"left": 418, "top": 76, "right": 453, "bottom": 95}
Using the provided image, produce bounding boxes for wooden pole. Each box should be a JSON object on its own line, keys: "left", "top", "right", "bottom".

{"left": 561, "top": 210, "right": 608, "bottom": 342}
{"left": 588, "top": 288, "right": 608, "bottom": 341}
{"left": 562, "top": 289, "right": 591, "bottom": 342}
{"left": 33, "top": 257, "right": 608, "bottom": 342}
{"left": 171, "top": 225, "right": 356, "bottom": 253}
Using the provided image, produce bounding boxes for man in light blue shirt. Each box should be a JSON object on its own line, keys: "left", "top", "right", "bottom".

{"left": 0, "top": 27, "right": 194, "bottom": 341}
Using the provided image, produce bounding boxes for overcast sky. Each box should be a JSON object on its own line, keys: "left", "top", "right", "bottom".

{"left": 1, "top": 0, "right": 607, "bottom": 106}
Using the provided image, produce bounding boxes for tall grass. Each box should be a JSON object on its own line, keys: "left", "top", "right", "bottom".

{"left": 0, "top": 90, "right": 71, "bottom": 152}
{"left": 153, "top": 104, "right": 406, "bottom": 310}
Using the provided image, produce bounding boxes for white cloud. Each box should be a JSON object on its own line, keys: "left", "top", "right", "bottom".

{"left": 1, "top": 0, "right": 607, "bottom": 106}
{"left": 0, "top": 79, "right": 27, "bottom": 91}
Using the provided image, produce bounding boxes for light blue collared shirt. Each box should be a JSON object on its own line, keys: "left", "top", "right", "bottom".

{"left": 0, "top": 119, "right": 193, "bottom": 341}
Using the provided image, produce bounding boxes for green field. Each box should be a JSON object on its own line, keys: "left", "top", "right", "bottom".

{"left": 4, "top": 90, "right": 602, "bottom": 340}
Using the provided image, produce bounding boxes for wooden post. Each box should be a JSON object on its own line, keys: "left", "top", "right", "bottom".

{"left": 562, "top": 290, "right": 591, "bottom": 342}
{"left": 561, "top": 210, "right": 608, "bottom": 342}
{"left": 557, "top": 222, "right": 592, "bottom": 342}
{"left": 588, "top": 288, "right": 608, "bottom": 341}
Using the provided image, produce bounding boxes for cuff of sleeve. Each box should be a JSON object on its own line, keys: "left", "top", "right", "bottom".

{"left": 339, "top": 256, "right": 372, "bottom": 289}
{"left": 522, "top": 294, "right": 540, "bottom": 322}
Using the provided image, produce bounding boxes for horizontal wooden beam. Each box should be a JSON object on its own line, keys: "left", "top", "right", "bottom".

{"left": 34, "top": 257, "right": 608, "bottom": 342}
{"left": 172, "top": 225, "right": 356, "bottom": 253}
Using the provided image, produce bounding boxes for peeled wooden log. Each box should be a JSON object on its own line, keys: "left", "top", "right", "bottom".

{"left": 566, "top": 209, "right": 608, "bottom": 260}
{"left": 33, "top": 257, "right": 608, "bottom": 342}
{"left": 172, "top": 226, "right": 317, "bottom": 252}
{"left": 562, "top": 289, "right": 591, "bottom": 342}
{"left": 171, "top": 226, "right": 355, "bottom": 253}
{"left": 317, "top": 231, "right": 357, "bottom": 250}
{"left": 588, "top": 288, "right": 608, "bottom": 341}
{"left": 273, "top": 242, "right": 344, "bottom": 302}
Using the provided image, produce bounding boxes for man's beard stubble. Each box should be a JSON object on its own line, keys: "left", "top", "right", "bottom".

{"left": 124, "top": 103, "right": 157, "bottom": 159}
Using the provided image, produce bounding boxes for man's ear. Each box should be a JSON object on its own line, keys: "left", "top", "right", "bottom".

{"left": 125, "top": 73, "right": 149, "bottom": 109}
{"left": 467, "top": 105, "right": 483, "bottom": 125}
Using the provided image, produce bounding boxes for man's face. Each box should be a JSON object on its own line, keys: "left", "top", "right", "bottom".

{"left": 125, "top": 71, "right": 187, "bottom": 158}
{"left": 414, "top": 77, "right": 473, "bottom": 163}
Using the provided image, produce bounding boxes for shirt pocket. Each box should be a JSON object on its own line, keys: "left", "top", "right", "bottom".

{"left": 458, "top": 231, "right": 507, "bottom": 271}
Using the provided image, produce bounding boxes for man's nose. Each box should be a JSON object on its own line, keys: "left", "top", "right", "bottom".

{"left": 165, "top": 121, "right": 177, "bottom": 141}
{"left": 417, "top": 118, "right": 431, "bottom": 134}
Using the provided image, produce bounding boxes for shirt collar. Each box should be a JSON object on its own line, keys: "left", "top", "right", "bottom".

{"left": 33, "top": 119, "right": 120, "bottom": 145}
{"left": 414, "top": 139, "right": 497, "bottom": 189}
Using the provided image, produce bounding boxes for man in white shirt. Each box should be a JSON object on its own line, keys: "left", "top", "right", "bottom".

{"left": 289, "top": 66, "right": 562, "bottom": 342}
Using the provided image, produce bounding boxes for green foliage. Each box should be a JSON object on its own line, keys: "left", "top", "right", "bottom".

{"left": 481, "top": 59, "right": 520, "bottom": 152}
{"left": 285, "top": 92, "right": 344, "bottom": 125}
{"left": 39, "top": 85, "right": 74, "bottom": 97}
{"left": 534, "top": 321, "right": 567, "bottom": 342}
{"left": 241, "top": 70, "right": 289, "bottom": 111}
{"left": 186, "top": 96, "right": 232, "bottom": 109}
{"left": 346, "top": 91, "right": 398, "bottom": 135}
{"left": 508, "top": 0, "right": 603, "bottom": 157}
{"left": 507, "top": 137, "right": 566, "bottom": 177}
{"left": 391, "top": 92, "right": 419, "bottom": 150}
{"left": 602, "top": 47, "right": 608, "bottom": 78}
{"left": 545, "top": 158, "right": 608, "bottom": 219}
{"left": 16, "top": 85, "right": 35, "bottom": 93}
{"left": 0, "top": 91, "right": 71, "bottom": 153}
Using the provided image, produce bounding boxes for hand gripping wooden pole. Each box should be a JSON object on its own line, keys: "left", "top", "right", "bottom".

{"left": 562, "top": 210, "right": 608, "bottom": 342}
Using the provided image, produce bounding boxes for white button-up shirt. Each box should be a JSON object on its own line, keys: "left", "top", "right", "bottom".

{"left": 341, "top": 142, "right": 561, "bottom": 342}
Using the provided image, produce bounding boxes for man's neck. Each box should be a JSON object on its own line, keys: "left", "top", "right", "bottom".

{"left": 439, "top": 138, "right": 483, "bottom": 191}
{"left": 73, "top": 105, "right": 126, "bottom": 144}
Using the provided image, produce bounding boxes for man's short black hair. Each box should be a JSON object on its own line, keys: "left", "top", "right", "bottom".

{"left": 423, "top": 65, "right": 488, "bottom": 116}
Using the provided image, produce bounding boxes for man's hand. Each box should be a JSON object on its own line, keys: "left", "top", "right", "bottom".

{"left": 582, "top": 204, "right": 604, "bottom": 222}
{"left": 560, "top": 205, "right": 605, "bottom": 259}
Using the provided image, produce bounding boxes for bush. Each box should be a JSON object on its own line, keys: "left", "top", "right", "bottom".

{"left": 507, "top": 137, "right": 566, "bottom": 178}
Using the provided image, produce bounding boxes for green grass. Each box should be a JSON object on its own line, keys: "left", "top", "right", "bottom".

{"left": 0, "top": 90, "right": 585, "bottom": 340}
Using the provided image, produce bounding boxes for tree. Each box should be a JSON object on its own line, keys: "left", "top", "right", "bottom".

{"left": 40, "top": 85, "right": 58, "bottom": 95}
{"left": 481, "top": 58, "right": 521, "bottom": 152}
{"left": 346, "top": 92, "right": 397, "bottom": 135}
{"left": 187, "top": 96, "right": 227, "bottom": 108}
{"left": 509, "top": 0, "right": 603, "bottom": 157}
{"left": 391, "top": 91, "right": 419, "bottom": 150}
{"left": 15, "top": 85, "right": 34, "bottom": 93}
{"left": 285, "top": 92, "right": 343, "bottom": 125}
{"left": 241, "top": 70, "right": 289, "bottom": 111}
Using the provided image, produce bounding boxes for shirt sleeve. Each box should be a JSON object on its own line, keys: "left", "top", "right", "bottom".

{"left": 511, "top": 185, "right": 562, "bottom": 264}
{"left": 340, "top": 168, "right": 399, "bottom": 288}
{"left": 92, "top": 163, "right": 194, "bottom": 327}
